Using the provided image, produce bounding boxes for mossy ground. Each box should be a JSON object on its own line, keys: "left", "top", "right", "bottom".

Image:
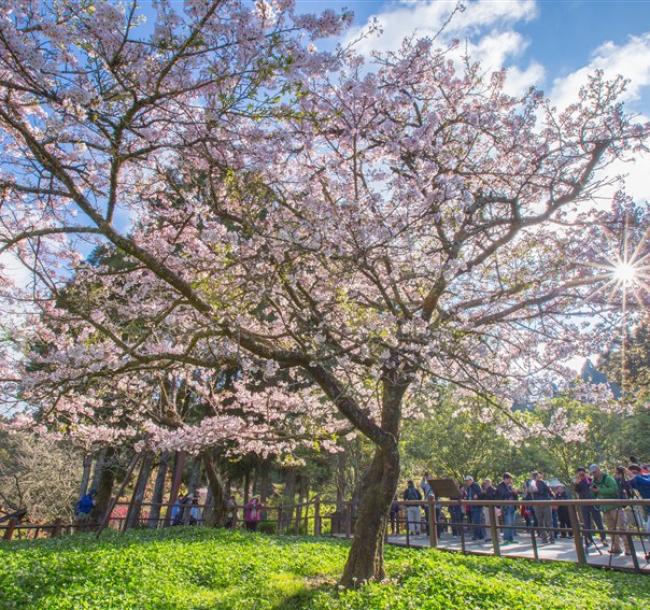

{"left": 1, "top": 527, "right": 649, "bottom": 609}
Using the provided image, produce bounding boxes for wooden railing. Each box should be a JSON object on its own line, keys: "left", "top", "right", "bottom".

{"left": 367, "top": 497, "right": 650, "bottom": 574}
{"left": 0, "top": 496, "right": 328, "bottom": 541}
{"left": 3, "top": 495, "right": 649, "bottom": 574}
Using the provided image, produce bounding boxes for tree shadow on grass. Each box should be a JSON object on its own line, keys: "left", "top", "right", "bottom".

{"left": 271, "top": 581, "right": 334, "bottom": 610}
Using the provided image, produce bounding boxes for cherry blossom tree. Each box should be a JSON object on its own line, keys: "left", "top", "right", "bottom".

{"left": 1, "top": 0, "right": 649, "bottom": 586}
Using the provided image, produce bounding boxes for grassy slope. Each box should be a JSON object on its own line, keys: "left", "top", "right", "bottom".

{"left": 1, "top": 528, "right": 649, "bottom": 610}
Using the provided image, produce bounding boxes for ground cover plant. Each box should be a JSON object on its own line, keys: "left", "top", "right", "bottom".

{"left": 1, "top": 528, "right": 649, "bottom": 610}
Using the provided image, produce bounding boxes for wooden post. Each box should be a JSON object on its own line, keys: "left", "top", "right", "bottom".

{"left": 314, "top": 496, "right": 321, "bottom": 537}
{"left": 163, "top": 451, "right": 186, "bottom": 527}
{"left": 428, "top": 496, "right": 438, "bottom": 548}
{"left": 568, "top": 504, "right": 587, "bottom": 566}
{"left": 51, "top": 518, "right": 63, "bottom": 538}
{"left": 3, "top": 518, "right": 17, "bottom": 541}
{"left": 489, "top": 505, "right": 500, "bottom": 557}
{"left": 459, "top": 500, "right": 466, "bottom": 554}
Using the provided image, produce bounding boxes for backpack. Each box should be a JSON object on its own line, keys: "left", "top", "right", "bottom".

{"left": 632, "top": 474, "right": 650, "bottom": 499}
{"left": 405, "top": 487, "right": 420, "bottom": 501}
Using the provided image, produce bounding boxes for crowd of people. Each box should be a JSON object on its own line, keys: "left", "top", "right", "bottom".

{"left": 393, "top": 460, "right": 650, "bottom": 555}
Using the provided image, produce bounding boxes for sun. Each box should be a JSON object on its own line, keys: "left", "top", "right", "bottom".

{"left": 613, "top": 262, "right": 637, "bottom": 284}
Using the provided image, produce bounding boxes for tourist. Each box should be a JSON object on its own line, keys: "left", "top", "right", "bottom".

{"left": 421, "top": 474, "right": 433, "bottom": 535}
{"left": 189, "top": 495, "right": 202, "bottom": 525}
{"left": 244, "top": 496, "right": 262, "bottom": 531}
{"left": 464, "top": 475, "right": 484, "bottom": 541}
{"left": 590, "top": 464, "right": 630, "bottom": 555}
{"left": 628, "top": 464, "right": 650, "bottom": 500}
{"left": 403, "top": 480, "right": 422, "bottom": 535}
{"left": 449, "top": 481, "right": 464, "bottom": 537}
{"left": 170, "top": 494, "right": 187, "bottom": 526}
{"left": 480, "top": 479, "right": 496, "bottom": 541}
{"left": 530, "top": 471, "right": 553, "bottom": 544}
{"left": 574, "top": 467, "right": 607, "bottom": 548}
{"left": 225, "top": 495, "right": 237, "bottom": 529}
{"left": 75, "top": 489, "right": 96, "bottom": 528}
{"left": 553, "top": 484, "right": 572, "bottom": 538}
{"left": 420, "top": 473, "right": 432, "bottom": 498}
{"left": 390, "top": 496, "right": 401, "bottom": 535}
{"left": 627, "top": 464, "right": 650, "bottom": 532}
{"left": 496, "top": 473, "right": 518, "bottom": 543}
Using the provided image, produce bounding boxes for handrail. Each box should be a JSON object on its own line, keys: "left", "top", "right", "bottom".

{"left": 397, "top": 498, "right": 650, "bottom": 506}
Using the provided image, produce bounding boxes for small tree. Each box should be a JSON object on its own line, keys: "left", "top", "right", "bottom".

{"left": 0, "top": 429, "right": 82, "bottom": 522}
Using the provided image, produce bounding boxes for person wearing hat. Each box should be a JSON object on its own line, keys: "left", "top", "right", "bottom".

{"left": 463, "top": 475, "right": 484, "bottom": 541}
{"left": 552, "top": 483, "right": 571, "bottom": 539}
{"left": 591, "top": 464, "right": 630, "bottom": 555}
{"left": 574, "top": 466, "right": 607, "bottom": 549}
{"left": 628, "top": 464, "right": 650, "bottom": 500}
{"left": 529, "top": 471, "right": 553, "bottom": 544}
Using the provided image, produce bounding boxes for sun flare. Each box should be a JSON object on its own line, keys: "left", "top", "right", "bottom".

{"left": 613, "top": 262, "right": 637, "bottom": 284}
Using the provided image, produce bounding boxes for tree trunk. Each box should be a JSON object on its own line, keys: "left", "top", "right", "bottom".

{"left": 163, "top": 451, "right": 186, "bottom": 527}
{"left": 91, "top": 447, "right": 115, "bottom": 522}
{"left": 339, "top": 444, "right": 400, "bottom": 587}
{"left": 336, "top": 451, "right": 347, "bottom": 512}
{"left": 294, "top": 475, "right": 309, "bottom": 534}
{"left": 203, "top": 452, "right": 227, "bottom": 527}
{"left": 340, "top": 374, "right": 406, "bottom": 588}
{"left": 90, "top": 448, "right": 107, "bottom": 491}
{"left": 243, "top": 471, "right": 251, "bottom": 504}
{"left": 124, "top": 452, "right": 153, "bottom": 530}
{"left": 280, "top": 468, "right": 297, "bottom": 532}
{"left": 182, "top": 459, "right": 202, "bottom": 524}
{"left": 79, "top": 454, "right": 92, "bottom": 498}
{"left": 148, "top": 452, "right": 170, "bottom": 528}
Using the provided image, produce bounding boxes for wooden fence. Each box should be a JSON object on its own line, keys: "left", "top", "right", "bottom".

{"left": 3, "top": 495, "right": 650, "bottom": 574}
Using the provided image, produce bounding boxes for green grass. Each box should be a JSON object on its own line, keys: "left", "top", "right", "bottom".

{"left": 1, "top": 528, "right": 649, "bottom": 609}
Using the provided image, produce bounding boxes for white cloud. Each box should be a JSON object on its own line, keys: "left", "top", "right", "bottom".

{"left": 346, "top": 0, "right": 543, "bottom": 95}
{"left": 550, "top": 33, "right": 650, "bottom": 109}
{"left": 549, "top": 34, "right": 650, "bottom": 205}
{"left": 347, "top": 0, "right": 537, "bottom": 54}
{"left": 0, "top": 252, "right": 31, "bottom": 291}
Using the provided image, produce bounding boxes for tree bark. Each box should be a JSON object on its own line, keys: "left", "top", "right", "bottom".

{"left": 124, "top": 452, "right": 153, "bottom": 530}
{"left": 79, "top": 454, "right": 92, "bottom": 498}
{"left": 182, "top": 458, "right": 202, "bottom": 524}
{"left": 280, "top": 468, "right": 297, "bottom": 532}
{"left": 339, "top": 444, "right": 400, "bottom": 587}
{"left": 339, "top": 373, "right": 406, "bottom": 588}
{"left": 90, "top": 448, "right": 107, "bottom": 491}
{"left": 336, "top": 451, "right": 347, "bottom": 512}
{"left": 243, "top": 470, "right": 251, "bottom": 504}
{"left": 163, "top": 451, "right": 186, "bottom": 527}
{"left": 202, "top": 452, "right": 227, "bottom": 527}
{"left": 148, "top": 452, "right": 170, "bottom": 528}
{"left": 91, "top": 447, "right": 115, "bottom": 522}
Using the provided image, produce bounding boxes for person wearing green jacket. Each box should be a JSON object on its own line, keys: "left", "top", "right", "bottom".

{"left": 590, "top": 464, "right": 630, "bottom": 555}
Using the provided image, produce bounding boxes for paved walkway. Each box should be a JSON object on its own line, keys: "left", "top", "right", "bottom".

{"left": 385, "top": 531, "right": 650, "bottom": 573}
